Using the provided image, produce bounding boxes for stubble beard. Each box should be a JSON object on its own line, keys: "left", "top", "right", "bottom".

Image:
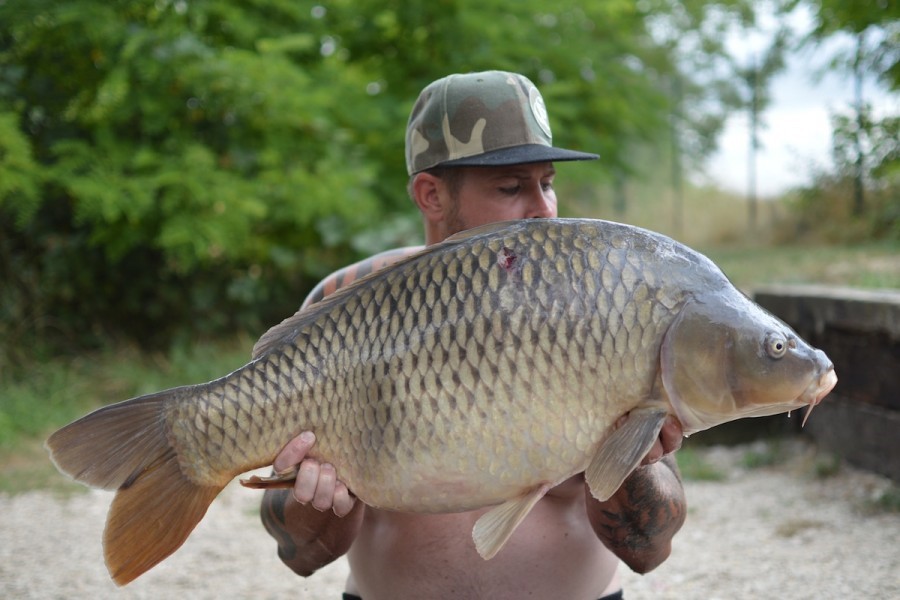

{"left": 444, "top": 196, "right": 468, "bottom": 238}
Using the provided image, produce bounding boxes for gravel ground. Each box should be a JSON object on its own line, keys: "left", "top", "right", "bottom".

{"left": 2, "top": 439, "right": 898, "bottom": 599}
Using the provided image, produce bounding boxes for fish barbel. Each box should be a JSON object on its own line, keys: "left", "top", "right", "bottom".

{"left": 46, "top": 218, "right": 837, "bottom": 585}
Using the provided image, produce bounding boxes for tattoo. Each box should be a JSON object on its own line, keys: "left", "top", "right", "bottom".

{"left": 261, "top": 489, "right": 298, "bottom": 560}
{"left": 261, "top": 481, "right": 363, "bottom": 575}
{"left": 303, "top": 247, "right": 424, "bottom": 308}
{"left": 595, "top": 456, "right": 685, "bottom": 556}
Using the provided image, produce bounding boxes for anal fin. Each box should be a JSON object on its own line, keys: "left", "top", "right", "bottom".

{"left": 472, "top": 483, "right": 550, "bottom": 560}
{"left": 586, "top": 407, "right": 668, "bottom": 501}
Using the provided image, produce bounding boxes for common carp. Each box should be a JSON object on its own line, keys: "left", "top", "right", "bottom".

{"left": 46, "top": 218, "right": 837, "bottom": 585}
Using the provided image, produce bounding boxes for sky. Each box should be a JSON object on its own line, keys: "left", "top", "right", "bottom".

{"left": 701, "top": 11, "right": 898, "bottom": 197}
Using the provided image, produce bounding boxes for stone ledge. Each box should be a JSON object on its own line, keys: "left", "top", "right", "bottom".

{"left": 754, "top": 284, "right": 900, "bottom": 340}
{"left": 803, "top": 396, "right": 900, "bottom": 482}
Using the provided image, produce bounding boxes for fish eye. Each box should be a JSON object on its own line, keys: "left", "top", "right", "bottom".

{"left": 765, "top": 333, "right": 788, "bottom": 359}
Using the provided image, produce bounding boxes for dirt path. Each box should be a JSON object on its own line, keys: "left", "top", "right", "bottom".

{"left": 2, "top": 440, "right": 898, "bottom": 599}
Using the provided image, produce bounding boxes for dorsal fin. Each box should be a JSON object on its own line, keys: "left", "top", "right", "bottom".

{"left": 250, "top": 265, "right": 402, "bottom": 359}
{"left": 252, "top": 219, "right": 528, "bottom": 359}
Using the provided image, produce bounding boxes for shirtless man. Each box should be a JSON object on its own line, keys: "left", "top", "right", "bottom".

{"left": 261, "top": 71, "right": 686, "bottom": 599}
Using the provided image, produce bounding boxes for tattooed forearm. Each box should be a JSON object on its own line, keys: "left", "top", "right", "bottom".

{"left": 600, "top": 470, "right": 678, "bottom": 549}
{"left": 261, "top": 489, "right": 300, "bottom": 562}
{"left": 302, "top": 247, "right": 424, "bottom": 310}
{"left": 586, "top": 455, "right": 686, "bottom": 573}
{"left": 260, "top": 487, "right": 364, "bottom": 576}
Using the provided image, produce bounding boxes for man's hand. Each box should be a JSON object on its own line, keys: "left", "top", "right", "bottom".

{"left": 640, "top": 415, "right": 683, "bottom": 465}
{"left": 273, "top": 431, "right": 356, "bottom": 517}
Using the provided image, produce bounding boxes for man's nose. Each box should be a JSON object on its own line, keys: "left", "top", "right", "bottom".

{"left": 524, "top": 188, "right": 556, "bottom": 218}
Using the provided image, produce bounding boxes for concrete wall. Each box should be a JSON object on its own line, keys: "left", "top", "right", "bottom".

{"left": 754, "top": 285, "right": 900, "bottom": 482}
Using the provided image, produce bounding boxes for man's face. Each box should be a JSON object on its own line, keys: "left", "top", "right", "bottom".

{"left": 443, "top": 162, "right": 558, "bottom": 237}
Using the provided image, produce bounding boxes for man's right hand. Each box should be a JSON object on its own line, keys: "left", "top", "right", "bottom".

{"left": 273, "top": 431, "right": 357, "bottom": 517}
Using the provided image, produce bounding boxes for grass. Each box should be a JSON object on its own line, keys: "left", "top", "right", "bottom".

{"left": 0, "top": 437, "right": 85, "bottom": 496}
{"left": 675, "top": 445, "right": 727, "bottom": 482}
{"left": 705, "top": 242, "right": 900, "bottom": 291}
{"left": 0, "top": 336, "right": 253, "bottom": 448}
{"left": 864, "top": 484, "right": 900, "bottom": 515}
{"left": 740, "top": 440, "right": 789, "bottom": 470}
{"left": 0, "top": 335, "right": 253, "bottom": 494}
{"left": 565, "top": 179, "right": 900, "bottom": 291}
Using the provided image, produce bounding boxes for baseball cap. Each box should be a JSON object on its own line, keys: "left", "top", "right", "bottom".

{"left": 405, "top": 70, "right": 599, "bottom": 175}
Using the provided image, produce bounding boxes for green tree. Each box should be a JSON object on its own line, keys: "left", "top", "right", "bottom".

{"left": 793, "top": 0, "right": 899, "bottom": 216}
{"left": 0, "top": 0, "right": 759, "bottom": 360}
{"left": 800, "top": 0, "right": 899, "bottom": 90}
{"left": 0, "top": 0, "right": 382, "bottom": 354}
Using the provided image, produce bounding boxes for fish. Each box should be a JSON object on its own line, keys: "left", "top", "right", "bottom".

{"left": 46, "top": 218, "right": 837, "bottom": 585}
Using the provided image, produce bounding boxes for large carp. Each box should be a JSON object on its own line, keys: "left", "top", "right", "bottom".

{"left": 47, "top": 218, "right": 836, "bottom": 585}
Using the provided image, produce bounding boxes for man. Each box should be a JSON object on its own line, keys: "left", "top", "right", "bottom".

{"left": 261, "top": 71, "right": 686, "bottom": 599}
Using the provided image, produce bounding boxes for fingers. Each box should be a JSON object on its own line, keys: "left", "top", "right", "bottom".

{"left": 641, "top": 438, "right": 664, "bottom": 466}
{"left": 294, "top": 457, "right": 322, "bottom": 504}
{"left": 273, "top": 431, "right": 316, "bottom": 474}
{"left": 331, "top": 482, "right": 357, "bottom": 517}
{"left": 640, "top": 416, "right": 684, "bottom": 465}
{"left": 308, "top": 462, "right": 338, "bottom": 511}
{"left": 293, "top": 461, "right": 356, "bottom": 516}
{"left": 274, "top": 431, "right": 355, "bottom": 516}
{"left": 658, "top": 416, "right": 684, "bottom": 456}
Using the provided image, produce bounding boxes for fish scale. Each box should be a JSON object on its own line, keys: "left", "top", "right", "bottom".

{"left": 46, "top": 218, "right": 837, "bottom": 585}
{"left": 234, "top": 222, "right": 671, "bottom": 512}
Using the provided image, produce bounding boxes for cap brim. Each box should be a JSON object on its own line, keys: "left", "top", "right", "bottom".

{"left": 434, "top": 144, "right": 598, "bottom": 169}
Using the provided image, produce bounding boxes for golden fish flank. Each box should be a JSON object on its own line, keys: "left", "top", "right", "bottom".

{"left": 45, "top": 218, "right": 836, "bottom": 586}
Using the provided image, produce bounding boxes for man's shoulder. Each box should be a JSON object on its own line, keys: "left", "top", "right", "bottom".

{"left": 302, "top": 246, "right": 425, "bottom": 309}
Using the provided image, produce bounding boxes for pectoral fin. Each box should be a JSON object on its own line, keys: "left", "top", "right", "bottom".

{"left": 472, "top": 483, "right": 550, "bottom": 559}
{"left": 585, "top": 408, "right": 668, "bottom": 501}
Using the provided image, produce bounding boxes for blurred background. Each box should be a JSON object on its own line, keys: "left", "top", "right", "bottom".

{"left": 0, "top": 0, "right": 897, "bottom": 468}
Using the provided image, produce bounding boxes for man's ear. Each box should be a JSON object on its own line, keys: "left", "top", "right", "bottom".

{"left": 411, "top": 172, "right": 445, "bottom": 222}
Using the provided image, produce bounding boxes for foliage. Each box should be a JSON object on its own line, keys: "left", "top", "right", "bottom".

{"left": 831, "top": 107, "right": 899, "bottom": 186}
{"left": 782, "top": 0, "right": 899, "bottom": 228}
{"left": 641, "top": 0, "right": 755, "bottom": 167}
{"left": 784, "top": 107, "right": 898, "bottom": 242}
{"left": 786, "top": 172, "right": 900, "bottom": 244}
{"left": 863, "top": 483, "right": 900, "bottom": 515}
{"left": 797, "top": 0, "right": 900, "bottom": 90}
{"left": 0, "top": 0, "right": 383, "bottom": 359}
{"left": 0, "top": 0, "right": 759, "bottom": 362}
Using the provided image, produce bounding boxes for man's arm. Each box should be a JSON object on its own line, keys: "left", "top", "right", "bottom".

{"left": 584, "top": 418, "right": 687, "bottom": 574}
{"left": 260, "top": 431, "right": 362, "bottom": 576}
{"left": 301, "top": 246, "right": 424, "bottom": 309}
{"left": 261, "top": 487, "right": 364, "bottom": 576}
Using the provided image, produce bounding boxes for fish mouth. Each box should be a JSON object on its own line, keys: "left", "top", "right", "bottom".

{"left": 800, "top": 364, "right": 838, "bottom": 427}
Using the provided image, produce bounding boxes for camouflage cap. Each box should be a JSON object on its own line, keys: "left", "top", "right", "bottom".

{"left": 405, "top": 70, "right": 599, "bottom": 175}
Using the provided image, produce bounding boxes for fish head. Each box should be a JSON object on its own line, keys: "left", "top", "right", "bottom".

{"left": 660, "top": 291, "right": 837, "bottom": 435}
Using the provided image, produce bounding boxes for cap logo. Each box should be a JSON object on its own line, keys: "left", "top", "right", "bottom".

{"left": 529, "top": 86, "right": 552, "bottom": 139}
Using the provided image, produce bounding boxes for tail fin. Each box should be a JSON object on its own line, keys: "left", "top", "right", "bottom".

{"left": 45, "top": 390, "right": 224, "bottom": 585}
